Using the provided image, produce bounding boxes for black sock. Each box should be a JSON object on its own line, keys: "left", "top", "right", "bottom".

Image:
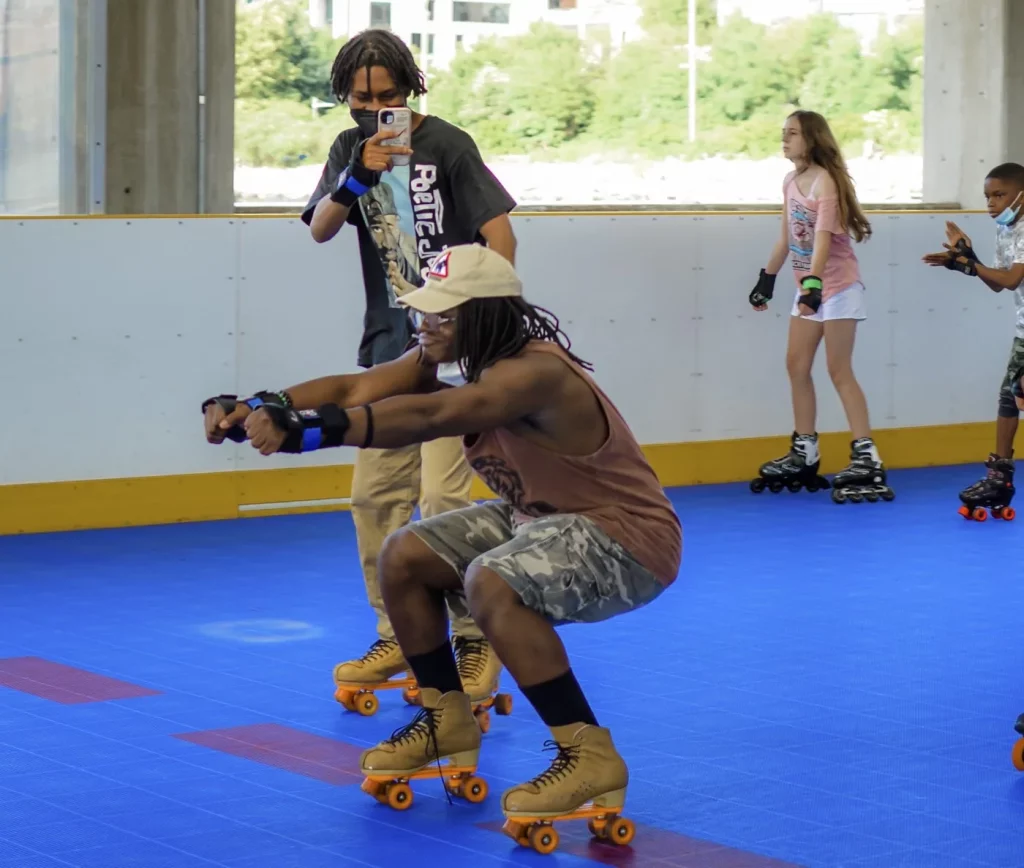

{"left": 521, "top": 669, "right": 598, "bottom": 728}
{"left": 406, "top": 641, "right": 463, "bottom": 695}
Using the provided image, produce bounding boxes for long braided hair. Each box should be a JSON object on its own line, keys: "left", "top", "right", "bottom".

{"left": 329, "top": 29, "right": 427, "bottom": 102}
{"left": 454, "top": 298, "right": 592, "bottom": 383}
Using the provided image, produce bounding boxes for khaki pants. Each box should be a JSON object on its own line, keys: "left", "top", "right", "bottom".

{"left": 350, "top": 436, "right": 480, "bottom": 640}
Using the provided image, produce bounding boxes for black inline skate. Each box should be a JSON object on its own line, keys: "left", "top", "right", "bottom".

{"left": 1012, "top": 713, "right": 1024, "bottom": 771}
{"left": 750, "top": 432, "right": 830, "bottom": 494}
{"left": 830, "top": 437, "right": 894, "bottom": 504}
{"left": 958, "top": 454, "right": 1015, "bottom": 522}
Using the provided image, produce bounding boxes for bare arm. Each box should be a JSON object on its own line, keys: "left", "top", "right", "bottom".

{"left": 765, "top": 208, "right": 790, "bottom": 274}
{"left": 479, "top": 213, "right": 517, "bottom": 264}
{"left": 333, "top": 356, "right": 558, "bottom": 450}
{"left": 809, "top": 230, "right": 832, "bottom": 277}
{"left": 976, "top": 262, "right": 1024, "bottom": 292}
{"left": 284, "top": 348, "right": 437, "bottom": 410}
{"left": 309, "top": 197, "right": 352, "bottom": 244}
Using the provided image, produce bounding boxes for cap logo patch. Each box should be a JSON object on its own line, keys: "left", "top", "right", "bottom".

{"left": 427, "top": 249, "right": 451, "bottom": 280}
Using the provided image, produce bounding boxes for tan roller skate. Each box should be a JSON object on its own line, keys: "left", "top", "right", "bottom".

{"left": 501, "top": 723, "right": 635, "bottom": 855}
{"left": 359, "top": 688, "right": 487, "bottom": 811}
{"left": 332, "top": 639, "right": 418, "bottom": 717}
{"left": 404, "top": 637, "right": 513, "bottom": 733}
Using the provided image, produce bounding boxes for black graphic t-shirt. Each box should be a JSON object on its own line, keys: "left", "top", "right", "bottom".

{"left": 302, "top": 116, "right": 517, "bottom": 368}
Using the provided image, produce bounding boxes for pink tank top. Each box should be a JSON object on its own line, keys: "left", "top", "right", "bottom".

{"left": 462, "top": 341, "right": 682, "bottom": 586}
{"left": 785, "top": 170, "right": 862, "bottom": 302}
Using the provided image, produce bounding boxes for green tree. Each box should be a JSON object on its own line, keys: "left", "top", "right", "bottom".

{"left": 590, "top": 37, "right": 689, "bottom": 148}
{"left": 235, "top": 0, "right": 337, "bottom": 102}
{"left": 639, "top": 0, "right": 718, "bottom": 41}
{"left": 428, "top": 23, "right": 598, "bottom": 155}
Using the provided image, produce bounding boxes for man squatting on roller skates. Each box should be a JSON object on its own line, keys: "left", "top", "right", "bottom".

{"left": 202, "top": 244, "right": 682, "bottom": 848}
{"left": 923, "top": 162, "right": 1024, "bottom": 522}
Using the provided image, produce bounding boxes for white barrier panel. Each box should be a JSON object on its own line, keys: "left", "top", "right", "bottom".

{"left": 0, "top": 212, "right": 1013, "bottom": 487}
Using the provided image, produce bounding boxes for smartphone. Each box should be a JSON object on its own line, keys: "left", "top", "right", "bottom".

{"left": 378, "top": 107, "right": 412, "bottom": 167}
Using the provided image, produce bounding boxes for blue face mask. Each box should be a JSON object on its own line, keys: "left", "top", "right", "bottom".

{"left": 995, "top": 192, "right": 1024, "bottom": 226}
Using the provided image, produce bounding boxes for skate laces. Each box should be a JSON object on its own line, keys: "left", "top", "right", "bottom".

{"left": 359, "top": 639, "right": 398, "bottom": 664}
{"left": 526, "top": 740, "right": 581, "bottom": 789}
{"left": 384, "top": 704, "right": 455, "bottom": 806}
{"left": 384, "top": 706, "right": 437, "bottom": 749}
{"left": 453, "top": 636, "right": 487, "bottom": 682}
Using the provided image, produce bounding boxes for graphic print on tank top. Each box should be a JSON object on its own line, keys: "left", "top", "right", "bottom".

{"left": 788, "top": 199, "right": 815, "bottom": 270}
{"left": 468, "top": 455, "right": 558, "bottom": 517}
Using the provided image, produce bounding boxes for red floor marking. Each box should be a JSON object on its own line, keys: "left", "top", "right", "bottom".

{"left": 0, "top": 657, "right": 161, "bottom": 704}
{"left": 479, "top": 820, "right": 805, "bottom": 866}
{"left": 174, "top": 723, "right": 365, "bottom": 785}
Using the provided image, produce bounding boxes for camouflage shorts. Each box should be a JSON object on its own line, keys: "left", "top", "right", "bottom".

{"left": 408, "top": 502, "right": 665, "bottom": 625}
{"left": 998, "top": 336, "right": 1024, "bottom": 417}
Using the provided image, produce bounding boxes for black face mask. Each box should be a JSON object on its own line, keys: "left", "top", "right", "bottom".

{"left": 350, "top": 109, "right": 379, "bottom": 140}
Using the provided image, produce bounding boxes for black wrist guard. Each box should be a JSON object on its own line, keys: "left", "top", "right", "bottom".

{"left": 749, "top": 268, "right": 776, "bottom": 306}
{"left": 263, "top": 403, "right": 351, "bottom": 453}
{"left": 945, "top": 240, "right": 979, "bottom": 276}
{"left": 798, "top": 276, "right": 823, "bottom": 313}
{"left": 200, "top": 394, "right": 247, "bottom": 443}
{"left": 329, "top": 141, "right": 379, "bottom": 207}
{"left": 242, "top": 390, "right": 292, "bottom": 411}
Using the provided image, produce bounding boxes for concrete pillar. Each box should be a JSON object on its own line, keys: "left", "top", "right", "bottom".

{"left": 923, "top": 0, "right": 1024, "bottom": 207}
{"left": 104, "top": 0, "right": 234, "bottom": 214}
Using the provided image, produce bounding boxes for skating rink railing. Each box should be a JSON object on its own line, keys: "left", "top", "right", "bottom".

{"left": 0, "top": 210, "right": 1009, "bottom": 533}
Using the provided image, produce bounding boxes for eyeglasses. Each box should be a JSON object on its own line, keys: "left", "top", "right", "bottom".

{"left": 414, "top": 312, "right": 457, "bottom": 328}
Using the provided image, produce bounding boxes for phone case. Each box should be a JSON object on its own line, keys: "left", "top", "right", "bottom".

{"left": 378, "top": 108, "right": 412, "bottom": 167}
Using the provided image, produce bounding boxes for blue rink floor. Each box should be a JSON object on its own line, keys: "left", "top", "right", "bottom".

{"left": 1, "top": 464, "right": 1023, "bottom": 868}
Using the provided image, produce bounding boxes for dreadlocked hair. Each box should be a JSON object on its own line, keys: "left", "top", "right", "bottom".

{"left": 330, "top": 29, "right": 427, "bottom": 102}
{"left": 454, "top": 298, "right": 592, "bottom": 384}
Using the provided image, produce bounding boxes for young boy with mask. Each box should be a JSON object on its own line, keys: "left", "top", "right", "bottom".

{"left": 301, "top": 29, "right": 517, "bottom": 707}
{"left": 922, "top": 162, "right": 1024, "bottom": 519}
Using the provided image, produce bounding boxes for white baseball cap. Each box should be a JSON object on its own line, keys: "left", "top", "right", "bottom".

{"left": 399, "top": 244, "right": 522, "bottom": 314}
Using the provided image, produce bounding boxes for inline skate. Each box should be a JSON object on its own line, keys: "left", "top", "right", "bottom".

{"left": 830, "top": 437, "right": 894, "bottom": 504}
{"left": 958, "top": 454, "right": 1015, "bottom": 521}
{"left": 750, "top": 432, "right": 830, "bottom": 494}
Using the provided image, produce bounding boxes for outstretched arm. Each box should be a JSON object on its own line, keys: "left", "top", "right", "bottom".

{"left": 284, "top": 347, "right": 437, "bottom": 410}
{"left": 202, "top": 347, "right": 435, "bottom": 444}
{"left": 245, "top": 355, "right": 561, "bottom": 455}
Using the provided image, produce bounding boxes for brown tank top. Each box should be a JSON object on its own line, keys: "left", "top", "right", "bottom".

{"left": 462, "top": 341, "right": 682, "bottom": 586}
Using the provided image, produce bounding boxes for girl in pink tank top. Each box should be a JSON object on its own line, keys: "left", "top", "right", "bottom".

{"left": 747, "top": 110, "right": 893, "bottom": 505}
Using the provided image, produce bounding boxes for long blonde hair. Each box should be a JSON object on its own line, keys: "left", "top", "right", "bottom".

{"left": 789, "top": 110, "right": 872, "bottom": 243}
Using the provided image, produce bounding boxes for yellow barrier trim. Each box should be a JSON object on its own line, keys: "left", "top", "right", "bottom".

{"left": 0, "top": 422, "right": 993, "bottom": 535}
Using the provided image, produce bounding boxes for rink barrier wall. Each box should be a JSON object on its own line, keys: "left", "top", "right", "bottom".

{"left": 0, "top": 210, "right": 1005, "bottom": 535}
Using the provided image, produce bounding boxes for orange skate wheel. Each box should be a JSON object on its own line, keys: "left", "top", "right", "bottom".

{"left": 1013, "top": 738, "right": 1024, "bottom": 771}
{"left": 958, "top": 505, "right": 970, "bottom": 519}
{"left": 403, "top": 687, "right": 421, "bottom": 705}
{"left": 1003, "top": 506, "right": 1016, "bottom": 520}
{"left": 461, "top": 775, "right": 488, "bottom": 804}
{"left": 475, "top": 709, "right": 491, "bottom": 733}
{"left": 972, "top": 507, "right": 988, "bottom": 522}
{"left": 606, "top": 817, "right": 636, "bottom": 846}
{"left": 528, "top": 824, "right": 559, "bottom": 854}
{"left": 360, "top": 778, "right": 384, "bottom": 797}
{"left": 494, "top": 693, "right": 513, "bottom": 715}
{"left": 354, "top": 692, "right": 379, "bottom": 716}
{"left": 386, "top": 782, "right": 413, "bottom": 810}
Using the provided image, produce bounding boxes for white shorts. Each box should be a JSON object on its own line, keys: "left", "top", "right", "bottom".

{"left": 791, "top": 282, "right": 866, "bottom": 322}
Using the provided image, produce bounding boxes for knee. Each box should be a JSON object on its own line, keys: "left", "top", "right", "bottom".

{"left": 827, "top": 359, "right": 854, "bottom": 388}
{"left": 786, "top": 351, "right": 812, "bottom": 382}
{"left": 464, "top": 564, "right": 519, "bottom": 633}
{"left": 378, "top": 527, "right": 423, "bottom": 592}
